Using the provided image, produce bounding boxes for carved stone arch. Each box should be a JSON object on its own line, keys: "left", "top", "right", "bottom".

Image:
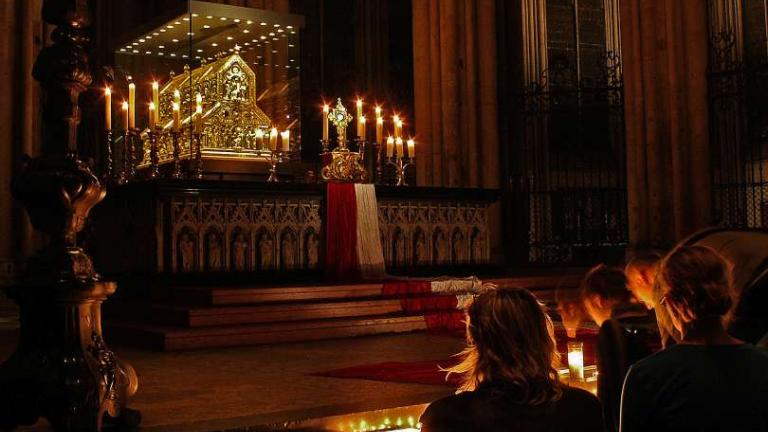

{"left": 470, "top": 227, "right": 487, "bottom": 265}
{"left": 255, "top": 226, "right": 275, "bottom": 270}
{"left": 302, "top": 227, "right": 320, "bottom": 269}
{"left": 391, "top": 226, "right": 406, "bottom": 266}
{"left": 174, "top": 223, "right": 199, "bottom": 272}
{"left": 279, "top": 227, "right": 298, "bottom": 270}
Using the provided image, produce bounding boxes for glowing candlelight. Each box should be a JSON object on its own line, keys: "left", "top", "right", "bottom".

{"left": 322, "top": 104, "right": 329, "bottom": 141}
{"left": 172, "top": 102, "right": 180, "bottom": 132}
{"left": 356, "top": 98, "right": 363, "bottom": 119}
{"left": 358, "top": 115, "right": 366, "bottom": 139}
{"left": 173, "top": 89, "right": 181, "bottom": 111}
{"left": 269, "top": 127, "right": 278, "bottom": 150}
{"left": 149, "top": 102, "right": 156, "bottom": 129}
{"left": 395, "top": 137, "right": 404, "bottom": 157}
{"left": 376, "top": 116, "right": 383, "bottom": 145}
{"left": 256, "top": 128, "right": 264, "bottom": 149}
{"left": 567, "top": 341, "right": 585, "bottom": 382}
{"left": 104, "top": 87, "right": 112, "bottom": 131}
{"left": 195, "top": 93, "right": 203, "bottom": 133}
{"left": 393, "top": 115, "right": 402, "bottom": 139}
{"left": 281, "top": 130, "right": 290, "bottom": 151}
{"left": 121, "top": 101, "right": 129, "bottom": 131}
{"left": 128, "top": 83, "right": 136, "bottom": 129}
{"left": 386, "top": 136, "right": 394, "bottom": 158}
{"left": 152, "top": 81, "right": 160, "bottom": 125}
{"left": 407, "top": 138, "right": 415, "bottom": 158}
{"left": 375, "top": 105, "right": 382, "bottom": 118}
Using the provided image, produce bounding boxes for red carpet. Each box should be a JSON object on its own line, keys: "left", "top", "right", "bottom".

{"left": 312, "top": 328, "right": 600, "bottom": 387}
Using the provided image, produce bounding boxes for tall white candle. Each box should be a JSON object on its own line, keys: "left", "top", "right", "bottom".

{"left": 104, "top": 87, "right": 112, "bottom": 131}
{"left": 256, "top": 129, "right": 264, "bottom": 149}
{"left": 376, "top": 116, "right": 383, "bottom": 145}
{"left": 149, "top": 102, "right": 156, "bottom": 129}
{"left": 358, "top": 116, "right": 366, "bottom": 139}
{"left": 172, "top": 102, "right": 180, "bottom": 132}
{"left": 407, "top": 138, "right": 415, "bottom": 158}
{"left": 152, "top": 82, "right": 160, "bottom": 125}
{"left": 281, "top": 130, "right": 290, "bottom": 151}
{"left": 395, "top": 137, "right": 404, "bottom": 157}
{"left": 121, "top": 101, "right": 129, "bottom": 131}
{"left": 322, "top": 104, "right": 330, "bottom": 141}
{"left": 269, "top": 127, "right": 278, "bottom": 150}
{"left": 128, "top": 83, "right": 136, "bottom": 129}
{"left": 386, "top": 136, "right": 394, "bottom": 158}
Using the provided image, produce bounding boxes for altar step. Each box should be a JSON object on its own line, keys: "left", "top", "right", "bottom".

{"left": 104, "top": 273, "right": 582, "bottom": 351}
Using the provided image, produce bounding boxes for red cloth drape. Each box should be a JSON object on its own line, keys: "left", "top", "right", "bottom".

{"left": 325, "top": 183, "right": 360, "bottom": 279}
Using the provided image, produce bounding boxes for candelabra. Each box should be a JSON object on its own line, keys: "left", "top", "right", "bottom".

{"left": 266, "top": 149, "right": 284, "bottom": 182}
{"left": 320, "top": 138, "right": 330, "bottom": 153}
{"left": 374, "top": 141, "right": 384, "bottom": 184}
{"left": 148, "top": 129, "right": 160, "bottom": 179}
{"left": 387, "top": 154, "right": 415, "bottom": 186}
{"left": 320, "top": 99, "right": 366, "bottom": 182}
{"left": 117, "top": 130, "right": 129, "bottom": 184}
{"left": 103, "top": 129, "right": 113, "bottom": 182}
{"left": 171, "top": 131, "right": 182, "bottom": 179}
{"left": 128, "top": 128, "right": 140, "bottom": 180}
{"left": 193, "top": 132, "right": 204, "bottom": 179}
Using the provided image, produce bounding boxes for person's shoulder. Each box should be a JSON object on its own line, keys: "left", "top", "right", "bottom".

{"left": 559, "top": 386, "right": 601, "bottom": 409}
{"left": 420, "top": 391, "right": 477, "bottom": 424}
{"left": 555, "top": 387, "right": 603, "bottom": 430}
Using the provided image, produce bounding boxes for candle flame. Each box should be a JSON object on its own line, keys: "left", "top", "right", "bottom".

{"left": 323, "top": 104, "right": 329, "bottom": 112}
{"left": 105, "top": 87, "right": 111, "bottom": 96}
{"left": 149, "top": 102, "right": 156, "bottom": 110}
{"left": 122, "top": 101, "right": 129, "bottom": 110}
{"left": 152, "top": 81, "right": 159, "bottom": 89}
{"left": 172, "top": 102, "right": 180, "bottom": 111}
{"left": 359, "top": 116, "right": 366, "bottom": 123}
{"left": 375, "top": 106, "right": 382, "bottom": 116}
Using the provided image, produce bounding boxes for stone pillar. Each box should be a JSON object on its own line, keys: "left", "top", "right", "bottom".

{"left": 621, "top": 0, "right": 712, "bottom": 250}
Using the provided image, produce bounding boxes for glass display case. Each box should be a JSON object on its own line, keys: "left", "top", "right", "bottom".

{"left": 109, "top": 1, "right": 304, "bottom": 178}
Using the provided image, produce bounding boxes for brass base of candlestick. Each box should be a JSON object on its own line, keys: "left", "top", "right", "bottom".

{"left": 387, "top": 156, "right": 414, "bottom": 186}
{"left": 321, "top": 149, "right": 367, "bottom": 183}
{"left": 266, "top": 150, "right": 282, "bottom": 182}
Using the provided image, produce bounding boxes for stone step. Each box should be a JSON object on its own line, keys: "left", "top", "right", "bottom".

{"left": 159, "top": 283, "right": 386, "bottom": 306}
{"left": 105, "top": 313, "right": 430, "bottom": 350}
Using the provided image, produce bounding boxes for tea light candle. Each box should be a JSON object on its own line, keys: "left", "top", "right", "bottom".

{"left": 128, "top": 83, "right": 136, "bottom": 129}
{"left": 104, "top": 87, "right": 112, "bottom": 131}
{"left": 322, "top": 104, "right": 329, "bottom": 141}
{"left": 567, "top": 341, "right": 585, "bottom": 382}
{"left": 269, "top": 127, "right": 278, "bottom": 150}
{"left": 407, "top": 138, "right": 415, "bottom": 158}
{"left": 149, "top": 102, "right": 156, "bottom": 129}
{"left": 386, "top": 136, "right": 394, "bottom": 158}
{"left": 281, "top": 130, "right": 290, "bottom": 151}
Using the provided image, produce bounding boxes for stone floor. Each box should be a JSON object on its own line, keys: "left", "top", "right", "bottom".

{"left": 0, "top": 328, "right": 464, "bottom": 431}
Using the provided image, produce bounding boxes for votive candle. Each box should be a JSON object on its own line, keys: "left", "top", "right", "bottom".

{"left": 567, "top": 341, "right": 585, "bottom": 382}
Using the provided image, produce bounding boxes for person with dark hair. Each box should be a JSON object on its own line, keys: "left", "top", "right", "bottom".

{"left": 620, "top": 245, "right": 768, "bottom": 432}
{"left": 625, "top": 251, "right": 680, "bottom": 347}
{"left": 420, "top": 287, "right": 603, "bottom": 432}
{"left": 580, "top": 264, "right": 655, "bottom": 432}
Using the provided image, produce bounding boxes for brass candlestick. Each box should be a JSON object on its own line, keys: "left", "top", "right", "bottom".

{"left": 194, "top": 132, "right": 204, "bottom": 179}
{"left": 388, "top": 155, "right": 415, "bottom": 186}
{"left": 267, "top": 149, "right": 283, "bottom": 182}
{"left": 117, "top": 130, "right": 129, "bottom": 184}
{"left": 171, "top": 131, "right": 182, "bottom": 179}
{"left": 148, "top": 129, "right": 160, "bottom": 179}
{"left": 320, "top": 138, "right": 330, "bottom": 153}
{"left": 374, "top": 141, "right": 384, "bottom": 184}
{"left": 103, "top": 129, "right": 113, "bottom": 182}
{"left": 128, "top": 128, "right": 139, "bottom": 180}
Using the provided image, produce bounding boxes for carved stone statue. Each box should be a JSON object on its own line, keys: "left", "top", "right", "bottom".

{"left": 207, "top": 231, "right": 222, "bottom": 271}
{"left": 472, "top": 231, "right": 486, "bottom": 264}
{"left": 179, "top": 232, "right": 195, "bottom": 272}
{"left": 393, "top": 230, "right": 406, "bottom": 265}
{"left": 259, "top": 233, "right": 273, "bottom": 270}
{"left": 434, "top": 230, "right": 448, "bottom": 264}
{"left": 281, "top": 232, "right": 296, "bottom": 270}
{"left": 452, "top": 231, "right": 464, "bottom": 264}
{"left": 306, "top": 232, "right": 319, "bottom": 268}
{"left": 414, "top": 230, "right": 426, "bottom": 265}
{"left": 232, "top": 232, "right": 248, "bottom": 271}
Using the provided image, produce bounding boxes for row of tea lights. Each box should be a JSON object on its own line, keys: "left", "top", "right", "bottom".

{"left": 103, "top": 82, "right": 291, "bottom": 151}
{"left": 322, "top": 99, "right": 415, "bottom": 158}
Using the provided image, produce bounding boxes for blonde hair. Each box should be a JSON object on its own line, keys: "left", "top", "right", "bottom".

{"left": 446, "top": 287, "right": 563, "bottom": 404}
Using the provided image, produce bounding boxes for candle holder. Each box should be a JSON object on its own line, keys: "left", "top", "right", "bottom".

{"left": 103, "top": 129, "right": 113, "bottom": 182}
{"left": 148, "top": 129, "right": 160, "bottom": 179}
{"left": 117, "top": 130, "right": 130, "bottom": 184}
{"left": 319, "top": 99, "right": 367, "bottom": 183}
{"left": 171, "top": 131, "right": 182, "bottom": 179}
{"left": 567, "top": 341, "right": 585, "bottom": 382}
{"left": 127, "top": 129, "right": 140, "bottom": 180}
{"left": 374, "top": 142, "right": 384, "bottom": 184}
{"left": 387, "top": 155, "right": 415, "bottom": 186}
{"left": 266, "top": 150, "right": 283, "bottom": 183}
{"left": 193, "top": 132, "right": 204, "bottom": 179}
{"left": 320, "top": 138, "right": 330, "bottom": 153}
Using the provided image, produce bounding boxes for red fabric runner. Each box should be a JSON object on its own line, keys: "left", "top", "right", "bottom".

{"left": 325, "top": 183, "right": 360, "bottom": 279}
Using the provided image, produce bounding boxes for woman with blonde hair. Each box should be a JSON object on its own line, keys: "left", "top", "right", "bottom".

{"left": 420, "top": 287, "right": 603, "bottom": 432}
{"left": 620, "top": 245, "right": 768, "bottom": 432}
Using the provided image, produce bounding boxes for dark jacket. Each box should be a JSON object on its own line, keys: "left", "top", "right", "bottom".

{"left": 420, "top": 382, "right": 603, "bottom": 432}
{"left": 597, "top": 303, "right": 656, "bottom": 432}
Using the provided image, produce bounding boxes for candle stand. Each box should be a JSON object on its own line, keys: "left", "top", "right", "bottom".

{"left": 319, "top": 99, "right": 367, "bottom": 182}
{"left": 374, "top": 141, "right": 384, "bottom": 184}
{"left": 171, "top": 131, "right": 182, "bottom": 179}
{"left": 266, "top": 150, "right": 284, "bottom": 183}
{"left": 387, "top": 155, "right": 415, "bottom": 186}
{"left": 128, "top": 129, "right": 140, "bottom": 180}
{"left": 148, "top": 129, "right": 160, "bottom": 179}
{"left": 103, "top": 130, "right": 113, "bottom": 182}
{"left": 193, "top": 132, "right": 204, "bottom": 179}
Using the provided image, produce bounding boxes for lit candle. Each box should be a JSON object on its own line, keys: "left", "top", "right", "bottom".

{"left": 173, "top": 89, "right": 181, "bottom": 111}
{"left": 386, "top": 136, "right": 394, "bottom": 157}
{"left": 269, "top": 127, "right": 278, "bottom": 150}
{"left": 256, "top": 128, "right": 264, "bottom": 149}
{"left": 376, "top": 116, "right": 383, "bottom": 145}
{"left": 152, "top": 82, "right": 160, "bottom": 125}
{"left": 104, "top": 87, "right": 112, "bottom": 131}
{"left": 375, "top": 105, "right": 382, "bottom": 118}
{"left": 149, "top": 102, "right": 156, "bottom": 129}
{"left": 407, "top": 138, "right": 415, "bottom": 158}
{"left": 395, "top": 137, "right": 404, "bottom": 157}
{"left": 195, "top": 93, "right": 203, "bottom": 133}
{"left": 322, "top": 104, "right": 329, "bottom": 141}
{"left": 172, "top": 102, "right": 180, "bottom": 132}
{"left": 281, "top": 130, "right": 290, "bottom": 151}
{"left": 393, "top": 115, "right": 402, "bottom": 139}
{"left": 121, "top": 101, "right": 129, "bottom": 131}
{"left": 128, "top": 83, "right": 136, "bottom": 129}
{"left": 358, "top": 116, "right": 366, "bottom": 139}
{"left": 567, "top": 341, "right": 585, "bottom": 382}
{"left": 356, "top": 98, "right": 363, "bottom": 119}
